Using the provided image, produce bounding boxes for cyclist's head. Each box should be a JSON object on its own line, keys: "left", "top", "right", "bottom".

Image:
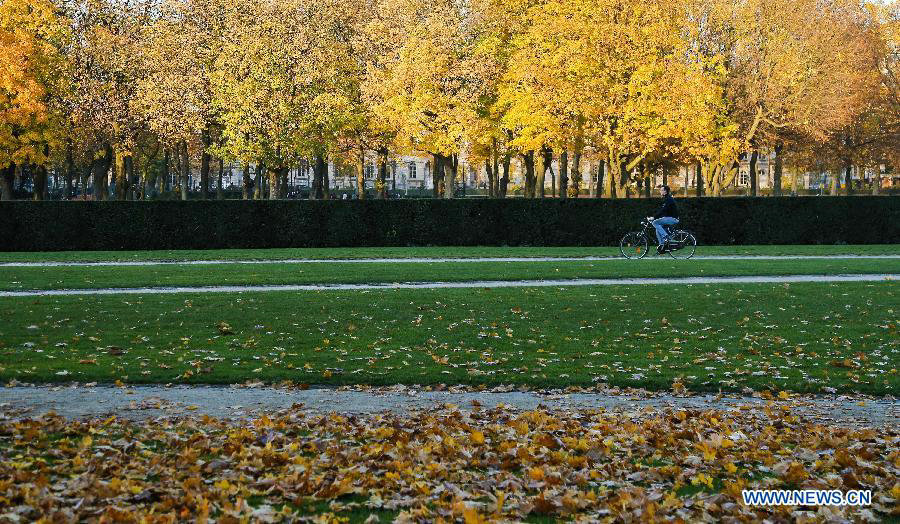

{"left": 660, "top": 185, "right": 671, "bottom": 197}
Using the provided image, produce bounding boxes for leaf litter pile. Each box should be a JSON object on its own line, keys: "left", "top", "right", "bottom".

{"left": 1, "top": 404, "right": 897, "bottom": 523}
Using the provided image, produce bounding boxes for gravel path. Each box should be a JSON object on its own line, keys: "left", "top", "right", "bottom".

{"left": 0, "top": 273, "right": 895, "bottom": 297}
{"left": 2, "top": 254, "right": 899, "bottom": 267}
{"left": 0, "top": 385, "right": 895, "bottom": 427}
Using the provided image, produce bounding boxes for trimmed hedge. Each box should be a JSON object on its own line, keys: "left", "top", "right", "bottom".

{"left": 1, "top": 196, "right": 898, "bottom": 251}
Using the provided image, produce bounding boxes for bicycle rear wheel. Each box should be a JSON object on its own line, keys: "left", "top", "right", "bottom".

{"left": 668, "top": 231, "right": 697, "bottom": 259}
{"left": 620, "top": 232, "right": 649, "bottom": 259}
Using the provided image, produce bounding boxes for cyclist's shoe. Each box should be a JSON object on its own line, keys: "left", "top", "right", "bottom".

{"left": 658, "top": 240, "right": 673, "bottom": 254}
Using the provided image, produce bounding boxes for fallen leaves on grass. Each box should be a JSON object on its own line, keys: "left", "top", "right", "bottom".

{"left": 217, "top": 321, "right": 234, "bottom": 335}
{"left": 0, "top": 405, "right": 896, "bottom": 522}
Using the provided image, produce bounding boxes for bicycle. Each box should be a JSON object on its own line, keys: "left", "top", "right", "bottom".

{"left": 619, "top": 218, "right": 697, "bottom": 259}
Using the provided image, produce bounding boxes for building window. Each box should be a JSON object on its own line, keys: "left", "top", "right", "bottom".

{"left": 300, "top": 160, "right": 310, "bottom": 178}
{"left": 739, "top": 170, "right": 749, "bottom": 186}
{"left": 409, "top": 162, "right": 417, "bottom": 179}
{"left": 365, "top": 163, "right": 375, "bottom": 179}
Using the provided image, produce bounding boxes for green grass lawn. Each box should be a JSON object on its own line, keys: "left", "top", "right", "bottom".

{"left": 3, "top": 258, "right": 899, "bottom": 291}
{"left": 0, "top": 244, "right": 898, "bottom": 263}
{"left": 1, "top": 282, "right": 896, "bottom": 394}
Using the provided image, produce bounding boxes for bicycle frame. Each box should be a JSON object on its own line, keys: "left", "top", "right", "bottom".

{"left": 639, "top": 218, "right": 677, "bottom": 243}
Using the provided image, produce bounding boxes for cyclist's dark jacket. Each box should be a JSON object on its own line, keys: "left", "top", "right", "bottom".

{"left": 653, "top": 196, "right": 679, "bottom": 219}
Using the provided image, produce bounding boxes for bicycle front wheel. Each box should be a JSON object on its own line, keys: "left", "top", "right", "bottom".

{"left": 620, "top": 232, "right": 649, "bottom": 259}
{"left": 668, "top": 231, "right": 697, "bottom": 259}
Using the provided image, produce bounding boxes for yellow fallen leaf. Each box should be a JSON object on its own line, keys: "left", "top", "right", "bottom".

{"left": 470, "top": 430, "right": 485, "bottom": 445}
{"left": 528, "top": 467, "right": 545, "bottom": 481}
{"left": 691, "top": 473, "right": 713, "bottom": 489}
{"left": 215, "top": 479, "right": 231, "bottom": 490}
{"left": 463, "top": 507, "right": 487, "bottom": 524}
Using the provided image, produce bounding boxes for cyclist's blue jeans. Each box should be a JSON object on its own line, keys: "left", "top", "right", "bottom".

{"left": 652, "top": 217, "right": 679, "bottom": 245}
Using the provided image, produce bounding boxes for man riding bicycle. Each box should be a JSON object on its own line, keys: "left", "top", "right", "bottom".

{"left": 647, "top": 185, "right": 678, "bottom": 255}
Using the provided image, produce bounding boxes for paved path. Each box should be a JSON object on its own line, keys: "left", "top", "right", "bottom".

{"left": 0, "top": 386, "right": 895, "bottom": 427}
{"left": 0, "top": 273, "right": 895, "bottom": 297}
{"left": 2, "top": 254, "right": 899, "bottom": 267}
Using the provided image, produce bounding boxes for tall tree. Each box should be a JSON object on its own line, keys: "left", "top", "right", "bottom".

{"left": 364, "top": 0, "right": 472, "bottom": 198}
{"left": 0, "top": 0, "right": 69, "bottom": 200}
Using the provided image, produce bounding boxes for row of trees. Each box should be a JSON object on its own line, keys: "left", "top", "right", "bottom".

{"left": 1, "top": 0, "right": 897, "bottom": 201}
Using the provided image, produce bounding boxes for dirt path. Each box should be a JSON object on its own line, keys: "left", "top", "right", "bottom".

{"left": 0, "top": 273, "right": 895, "bottom": 297}
{"left": 0, "top": 385, "right": 895, "bottom": 427}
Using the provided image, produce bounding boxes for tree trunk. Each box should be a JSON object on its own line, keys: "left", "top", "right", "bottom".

{"left": 571, "top": 151, "right": 581, "bottom": 198}
{"left": 322, "top": 158, "right": 330, "bottom": 199}
{"left": 161, "top": 148, "right": 170, "bottom": 195}
{"left": 217, "top": 159, "right": 224, "bottom": 199}
{"left": 31, "top": 164, "right": 47, "bottom": 201}
{"left": 199, "top": 128, "right": 211, "bottom": 199}
{"left": 125, "top": 154, "right": 135, "bottom": 200}
{"left": 275, "top": 166, "right": 288, "bottom": 199}
{"left": 550, "top": 164, "right": 556, "bottom": 197}
{"left": 522, "top": 151, "right": 536, "bottom": 198}
{"left": 113, "top": 149, "right": 127, "bottom": 200}
{"left": 308, "top": 160, "right": 318, "bottom": 199}
{"left": 0, "top": 164, "right": 15, "bottom": 200}
{"left": 80, "top": 163, "right": 91, "bottom": 198}
{"left": 844, "top": 163, "right": 853, "bottom": 196}
{"left": 642, "top": 162, "right": 651, "bottom": 198}
{"left": 443, "top": 154, "right": 456, "bottom": 199}
{"left": 268, "top": 165, "right": 281, "bottom": 200}
{"left": 93, "top": 146, "right": 112, "bottom": 201}
{"left": 377, "top": 148, "right": 389, "bottom": 199}
{"left": 695, "top": 163, "right": 702, "bottom": 197}
{"left": 748, "top": 151, "right": 758, "bottom": 197}
{"left": 559, "top": 151, "right": 568, "bottom": 200}
{"left": 604, "top": 159, "right": 617, "bottom": 199}
{"left": 311, "top": 156, "right": 321, "bottom": 199}
{"left": 791, "top": 167, "right": 798, "bottom": 196}
{"left": 485, "top": 159, "right": 494, "bottom": 198}
{"left": 64, "top": 143, "right": 75, "bottom": 200}
{"left": 499, "top": 156, "right": 510, "bottom": 198}
{"left": 773, "top": 143, "right": 783, "bottom": 196}
{"left": 492, "top": 139, "right": 500, "bottom": 197}
{"left": 242, "top": 163, "right": 252, "bottom": 199}
{"left": 357, "top": 150, "right": 366, "bottom": 199}
{"left": 312, "top": 154, "right": 327, "bottom": 199}
{"left": 537, "top": 147, "right": 551, "bottom": 198}
{"left": 432, "top": 154, "right": 444, "bottom": 198}
{"left": 873, "top": 168, "right": 881, "bottom": 195}
{"left": 594, "top": 160, "right": 604, "bottom": 198}
{"left": 268, "top": 166, "right": 279, "bottom": 200}
{"left": 180, "top": 141, "right": 189, "bottom": 201}
{"left": 254, "top": 162, "right": 265, "bottom": 200}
